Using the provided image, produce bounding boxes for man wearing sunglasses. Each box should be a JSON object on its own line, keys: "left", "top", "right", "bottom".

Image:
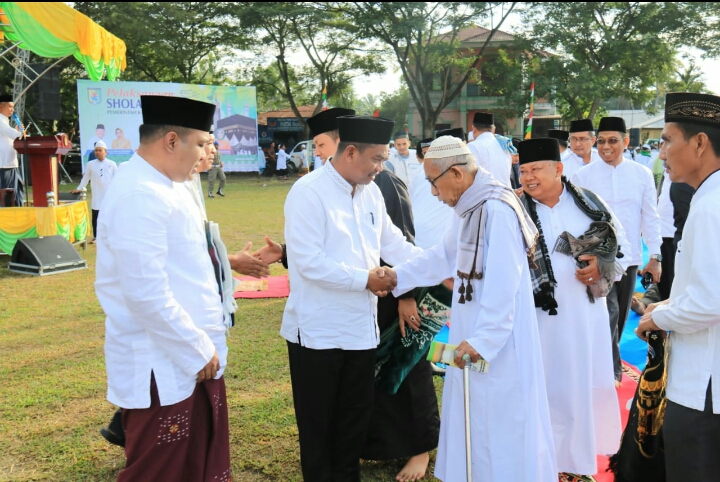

{"left": 563, "top": 119, "right": 603, "bottom": 179}
{"left": 571, "top": 116, "right": 662, "bottom": 386}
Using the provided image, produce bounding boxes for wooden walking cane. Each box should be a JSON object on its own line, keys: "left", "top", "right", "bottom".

{"left": 462, "top": 353, "right": 472, "bottom": 482}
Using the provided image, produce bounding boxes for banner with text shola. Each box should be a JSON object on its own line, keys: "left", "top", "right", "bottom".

{"left": 76, "top": 80, "right": 260, "bottom": 172}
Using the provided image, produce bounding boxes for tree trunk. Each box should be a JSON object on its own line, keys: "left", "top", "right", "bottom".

{"left": 588, "top": 98, "right": 602, "bottom": 121}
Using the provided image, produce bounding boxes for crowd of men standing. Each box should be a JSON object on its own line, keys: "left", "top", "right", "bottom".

{"left": 59, "top": 88, "right": 720, "bottom": 482}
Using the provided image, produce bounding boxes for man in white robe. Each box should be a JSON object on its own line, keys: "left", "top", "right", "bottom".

{"left": 572, "top": 116, "right": 662, "bottom": 384}
{"left": 384, "top": 130, "right": 421, "bottom": 185}
{"left": 467, "top": 111, "right": 512, "bottom": 186}
{"left": 387, "top": 135, "right": 557, "bottom": 481}
{"left": 563, "top": 119, "right": 602, "bottom": 179}
{"left": 517, "top": 137, "right": 624, "bottom": 479}
{"left": 637, "top": 92, "right": 720, "bottom": 482}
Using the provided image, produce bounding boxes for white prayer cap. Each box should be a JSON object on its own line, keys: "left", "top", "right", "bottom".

{"left": 424, "top": 135, "right": 471, "bottom": 160}
{"left": 94, "top": 140, "right": 107, "bottom": 149}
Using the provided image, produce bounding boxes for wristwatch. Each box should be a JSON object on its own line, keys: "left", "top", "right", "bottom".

{"left": 650, "top": 254, "right": 663, "bottom": 262}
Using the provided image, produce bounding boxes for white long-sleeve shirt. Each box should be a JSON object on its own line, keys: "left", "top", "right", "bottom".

{"left": 0, "top": 114, "right": 20, "bottom": 168}
{"left": 561, "top": 149, "right": 602, "bottom": 180}
{"left": 571, "top": 158, "right": 662, "bottom": 267}
{"left": 653, "top": 171, "right": 720, "bottom": 413}
{"left": 657, "top": 171, "right": 675, "bottom": 239}
{"left": 408, "top": 167, "right": 453, "bottom": 249}
{"left": 384, "top": 148, "right": 421, "bottom": 185}
{"left": 281, "top": 159, "right": 421, "bottom": 350}
{"left": 276, "top": 148, "right": 289, "bottom": 169}
{"left": 467, "top": 132, "right": 511, "bottom": 187}
{"left": 76, "top": 158, "right": 117, "bottom": 210}
{"left": 95, "top": 154, "right": 225, "bottom": 409}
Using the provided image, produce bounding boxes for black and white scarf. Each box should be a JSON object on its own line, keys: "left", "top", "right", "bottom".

{"left": 454, "top": 168, "right": 538, "bottom": 304}
{"left": 521, "top": 176, "right": 624, "bottom": 314}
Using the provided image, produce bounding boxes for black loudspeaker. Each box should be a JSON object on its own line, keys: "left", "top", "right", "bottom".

{"left": 8, "top": 236, "right": 87, "bottom": 276}
{"left": 29, "top": 64, "right": 61, "bottom": 120}
{"left": 629, "top": 128, "right": 641, "bottom": 147}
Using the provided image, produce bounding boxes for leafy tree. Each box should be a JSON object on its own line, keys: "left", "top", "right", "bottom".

{"left": 518, "top": 2, "right": 698, "bottom": 121}
{"left": 335, "top": 2, "right": 517, "bottom": 137}
{"left": 237, "top": 2, "right": 384, "bottom": 136}
{"left": 378, "top": 86, "right": 410, "bottom": 129}
{"left": 74, "top": 2, "right": 242, "bottom": 84}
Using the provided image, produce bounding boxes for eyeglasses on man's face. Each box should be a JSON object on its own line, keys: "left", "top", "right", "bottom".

{"left": 428, "top": 163, "right": 468, "bottom": 189}
{"left": 596, "top": 138, "right": 623, "bottom": 145}
{"left": 569, "top": 136, "right": 593, "bottom": 143}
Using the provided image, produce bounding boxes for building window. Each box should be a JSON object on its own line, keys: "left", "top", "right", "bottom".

{"left": 467, "top": 82, "right": 482, "bottom": 97}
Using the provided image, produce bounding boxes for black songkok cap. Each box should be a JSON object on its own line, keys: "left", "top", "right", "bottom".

{"left": 435, "top": 127, "right": 465, "bottom": 141}
{"left": 0, "top": 94, "right": 13, "bottom": 103}
{"left": 569, "top": 118, "right": 594, "bottom": 133}
{"left": 416, "top": 137, "right": 434, "bottom": 159}
{"left": 337, "top": 115, "right": 395, "bottom": 144}
{"left": 394, "top": 131, "right": 409, "bottom": 140}
{"left": 140, "top": 95, "right": 215, "bottom": 132}
{"left": 472, "top": 112, "right": 494, "bottom": 126}
{"left": 547, "top": 129, "right": 569, "bottom": 143}
{"left": 665, "top": 92, "right": 720, "bottom": 128}
{"left": 597, "top": 116, "right": 627, "bottom": 133}
{"left": 518, "top": 138, "right": 561, "bottom": 165}
{"left": 307, "top": 107, "right": 355, "bottom": 138}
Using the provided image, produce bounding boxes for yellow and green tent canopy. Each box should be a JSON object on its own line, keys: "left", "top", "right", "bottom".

{"left": 0, "top": 2, "right": 126, "bottom": 81}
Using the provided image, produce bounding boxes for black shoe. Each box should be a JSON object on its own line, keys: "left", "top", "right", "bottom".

{"left": 100, "top": 427, "right": 126, "bottom": 448}
{"left": 208, "top": 191, "right": 214, "bottom": 198}
{"left": 217, "top": 189, "right": 225, "bottom": 197}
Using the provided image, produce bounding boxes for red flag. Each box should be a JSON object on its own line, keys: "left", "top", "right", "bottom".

{"left": 373, "top": 109, "right": 380, "bottom": 118}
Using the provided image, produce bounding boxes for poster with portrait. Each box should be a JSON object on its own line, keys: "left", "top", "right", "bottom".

{"left": 76, "top": 80, "right": 260, "bottom": 172}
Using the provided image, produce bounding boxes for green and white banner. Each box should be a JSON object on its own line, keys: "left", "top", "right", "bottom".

{"left": 76, "top": 80, "right": 260, "bottom": 172}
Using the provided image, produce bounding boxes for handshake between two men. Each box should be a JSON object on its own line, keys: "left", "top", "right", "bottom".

{"left": 366, "top": 266, "right": 396, "bottom": 297}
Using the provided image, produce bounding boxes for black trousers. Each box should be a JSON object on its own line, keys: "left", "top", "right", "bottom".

{"left": 91, "top": 209, "right": 99, "bottom": 239}
{"left": 665, "top": 380, "right": 720, "bottom": 481}
{"left": 287, "top": 341, "right": 376, "bottom": 482}
{"left": 658, "top": 237, "right": 676, "bottom": 300}
{"left": 607, "top": 265, "right": 638, "bottom": 381}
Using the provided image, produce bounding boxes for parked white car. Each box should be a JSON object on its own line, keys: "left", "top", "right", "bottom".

{"left": 287, "top": 140, "right": 315, "bottom": 172}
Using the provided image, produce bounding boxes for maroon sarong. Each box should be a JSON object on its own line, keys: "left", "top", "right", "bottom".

{"left": 118, "top": 374, "right": 231, "bottom": 482}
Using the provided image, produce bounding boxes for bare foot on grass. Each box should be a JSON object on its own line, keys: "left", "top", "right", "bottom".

{"left": 396, "top": 452, "right": 429, "bottom": 481}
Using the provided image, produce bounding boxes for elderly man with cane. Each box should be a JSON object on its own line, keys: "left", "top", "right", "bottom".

{"left": 386, "top": 135, "right": 557, "bottom": 481}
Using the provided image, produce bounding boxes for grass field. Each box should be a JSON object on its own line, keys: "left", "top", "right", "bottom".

{"left": 0, "top": 174, "right": 443, "bottom": 481}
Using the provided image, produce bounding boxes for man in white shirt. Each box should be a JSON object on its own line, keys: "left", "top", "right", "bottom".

{"left": 467, "top": 111, "right": 512, "bottom": 186}
{"left": 409, "top": 137, "right": 454, "bottom": 250}
{"left": 563, "top": 119, "right": 603, "bottom": 179}
{"left": 276, "top": 143, "right": 289, "bottom": 180}
{"left": 95, "top": 95, "right": 232, "bottom": 481}
{"left": 0, "top": 94, "right": 23, "bottom": 207}
{"left": 517, "top": 138, "right": 624, "bottom": 480}
{"left": 72, "top": 140, "right": 117, "bottom": 242}
{"left": 282, "top": 115, "right": 421, "bottom": 481}
{"left": 547, "top": 129, "right": 572, "bottom": 163}
{"left": 384, "top": 130, "right": 421, "bottom": 185}
{"left": 387, "top": 135, "right": 557, "bottom": 481}
{"left": 636, "top": 92, "right": 720, "bottom": 482}
{"left": 572, "top": 116, "right": 662, "bottom": 384}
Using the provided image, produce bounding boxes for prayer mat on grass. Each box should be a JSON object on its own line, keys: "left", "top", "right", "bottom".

{"left": 233, "top": 275, "right": 289, "bottom": 299}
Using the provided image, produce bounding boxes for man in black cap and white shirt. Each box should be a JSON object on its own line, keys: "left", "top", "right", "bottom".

{"left": 95, "top": 95, "right": 232, "bottom": 481}
{"left": 518, "top": 137, "right": 625, "bottom": 480}
{"left": 467, "top": 111, "right": 512, "bottom": 186}
{"left": 0, "top": 94, "right": 23, "bottom": 207}
{"left": 572, "top": 116, "right": 662, "bottom": 385}
{"left": 636, "top": 92, "right": 720, "bottom": 481}
{"left": 563, "top": 119, "right": 603, "bottom": 179}
{"left": 384, "top": 130, "right": 420, "bottom": 185}
{"left": 282, "top": 115, "right": 422, "bottom": 481}
{"left": 547, "top": 129, "right": 572, "bottom": 163}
